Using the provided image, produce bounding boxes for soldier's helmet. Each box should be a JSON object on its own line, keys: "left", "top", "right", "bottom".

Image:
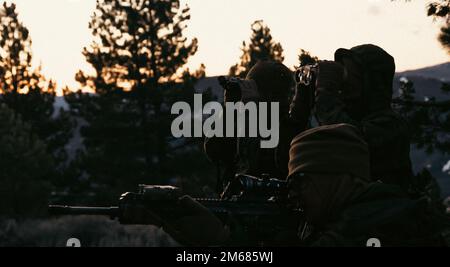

{"left": 334, "top": 44, "right": 396, "bottom": 112}
{"left": 288, "top": 123, "right": 371, "bottom": 181}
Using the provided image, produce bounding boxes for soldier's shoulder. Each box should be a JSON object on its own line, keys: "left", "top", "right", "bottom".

{"left": 362, "top": 109, "right": 410, "bottom": 137}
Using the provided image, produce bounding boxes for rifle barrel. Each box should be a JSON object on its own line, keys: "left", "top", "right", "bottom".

{"left": 49, "top": 205, "right": 119, "bottom": 217}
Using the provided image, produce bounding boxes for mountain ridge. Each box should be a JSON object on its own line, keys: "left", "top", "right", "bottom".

{"left": 396, "top": 62, "right": 450, "bottom": 82}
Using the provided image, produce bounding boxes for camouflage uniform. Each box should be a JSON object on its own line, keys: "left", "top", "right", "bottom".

{"left": 314, "top": 44, "right": 414, "bottom": 191}
{"left": 287, "top": 124, "right": 450, "bottom": 247}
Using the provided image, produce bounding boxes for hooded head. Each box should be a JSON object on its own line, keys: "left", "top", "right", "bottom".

{"left": 246, "top": 61, "right": 295, "bottom": 113}
{"left": 288, "top": 124, "right": 371, "bottom": 226}
{"left": 334, "top": 44, "right": 396, "bottom": 117}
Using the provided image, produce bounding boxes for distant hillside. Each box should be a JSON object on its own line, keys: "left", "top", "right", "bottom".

{"left": 397, "top": 62, "right": 450, "bottom": 82}
{"left": 394, "top": 62, "right": 450, "bottom": 101}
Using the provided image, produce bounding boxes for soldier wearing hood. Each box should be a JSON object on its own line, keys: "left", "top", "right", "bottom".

{"left": 287, "top": 124, "right": 450, "bottom": 247}
{"left": 311, "top": 44, "right": 414, "bottom": 191}
{"left": 204, "top": 61, "right": 308, "bottom": 190}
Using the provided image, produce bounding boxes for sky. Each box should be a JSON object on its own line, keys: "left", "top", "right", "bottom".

{"left": 8, "top": 0, "right": 450, "bottom": 92}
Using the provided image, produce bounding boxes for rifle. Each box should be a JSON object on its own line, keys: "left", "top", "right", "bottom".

{"left": 49, "top": 174, "right": 304, "bottom": 246}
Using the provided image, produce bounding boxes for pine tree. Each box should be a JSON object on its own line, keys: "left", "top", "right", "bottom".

{"left": 427, "top": 1, "right": 450, "bottom": 18}
{"left": 0, "top": 104, "right": 53, "bottom": 218}
{"left": 439, "top": 23, "right": 450, "bottom": 54}
{"left": 0, "top": 2, "right": 73, "bottom": 166}
{"left": 426, "top": 1, "right": 450, "bottom": 53}
{"left": 229, "top": 20, "right": 284, "bottom": 78}
{"left": 67, "top": 0, "right": 203, "bottom": 199}
{"left": 298, "top": 49, "right": 318, "bottom": 67}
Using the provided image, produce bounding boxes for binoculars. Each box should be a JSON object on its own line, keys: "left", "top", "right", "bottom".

{"left": 295, "top": 64, "right": 318, "bottom": 88}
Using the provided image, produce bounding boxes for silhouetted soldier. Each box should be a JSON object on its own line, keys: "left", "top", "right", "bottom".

{"left": 312, "top": 44, "right": 414, "bottom": 191}
{"left": 204, "top": 61, "right": 309, "bottom": 189}
{"left": 287, "top": 124, "right": 450, "bottom": 247}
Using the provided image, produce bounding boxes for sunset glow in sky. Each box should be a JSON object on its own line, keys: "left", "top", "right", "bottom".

{"left": 8, "top": 0, "right": 450, "bottom": 90}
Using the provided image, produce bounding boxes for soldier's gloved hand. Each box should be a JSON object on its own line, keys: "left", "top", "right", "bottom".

{"left": 316, "top": 60, "right": 345, "bottom": 93}
{"left": 162, "top": 195, "right": 230, "bottom": 247}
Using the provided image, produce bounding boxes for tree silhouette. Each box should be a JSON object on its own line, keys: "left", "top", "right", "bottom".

{"left": 0, "top": 104, "right": 53, "bottom": 218}
{"left": 426, "top": 1, "right": 450, "bottom": 54}
{"left": 393, "top": 79, "right": 450, "bottom": 154}
{"left": 298, "top": 49, "right": 318, "bottom": 67}
{"left": 427, "top": 1, "right": 450, "bottom": 18}
{"left": 439, "top": 23, "right": 450, "bottom": 54}
{"left": 67, "top": 0, "right": 204, "bottom": 199}
{"left": 0, "top": 2, "right": 73, "bottom": 166}
{"left": 229, "top": 20, "right": 284, "bottom": 78}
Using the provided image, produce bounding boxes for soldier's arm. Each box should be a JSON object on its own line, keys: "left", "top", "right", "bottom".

{"left": 314, "top": 89, "right": 360, "bottom": 127}
{"left": 203, "top": 104, "right": 238, "bottom": 165}
{"left": 313, "top": 61, "right": 361, "bottom": 127}
{"left": 289, "top": 83, "right": 314, "bottom": 133}
{"left": 204, "top": 78, "right": 258, "bottom": 164}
